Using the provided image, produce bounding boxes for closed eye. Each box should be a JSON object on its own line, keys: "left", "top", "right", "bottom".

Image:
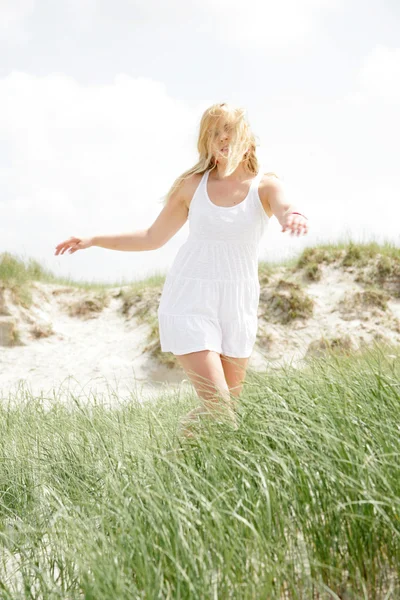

{"left": 214, "top": 124, "right": 231, "bottom": 137}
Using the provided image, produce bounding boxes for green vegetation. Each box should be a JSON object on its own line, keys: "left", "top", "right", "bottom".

{"left": 292, "top": 240, "right": 400, "bottom": 296}
{"left": 293, "top": 240, "right": 400, "bottom": 270}
{"left": 0, "top": 341, "right": 399, "bottom": 598}
{"left": 339, "top": 288, "right": 391, "bottom": 314}
{"left": 2, "top": 241, "right": 399, "bottom": 294}
{"left": 260, "top": 279, "right": 314, "bottom": 324}
{"left": 67, "top": 292, "right": 111, "bottom": 318}
{"left": 307, "top": 333, "right": 357, "bottom": 357}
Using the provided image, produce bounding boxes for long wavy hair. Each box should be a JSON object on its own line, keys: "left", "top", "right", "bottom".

{"left": 159, "top": 102, "right": 278, "bottom": 206}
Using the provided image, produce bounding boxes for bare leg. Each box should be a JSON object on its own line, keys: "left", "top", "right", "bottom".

{"left": 175, "top": 350, "right": 237, "bottom": 438}
{"left": 220, "top": 353, "right": 250, "bottom": 410}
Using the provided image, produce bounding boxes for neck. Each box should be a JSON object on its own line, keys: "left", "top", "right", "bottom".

{"left": 211, "top": 161, "right": 249, "bottom": 181}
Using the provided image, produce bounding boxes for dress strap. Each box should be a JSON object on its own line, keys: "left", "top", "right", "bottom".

{"left": 249, "top": 166, "right": 264, "bottom": 195}
{"left": 200, "top": 169, "right": 209, "bottom": 189}
{"left": 254, "top": 166, "right": 265, "bottom": 186}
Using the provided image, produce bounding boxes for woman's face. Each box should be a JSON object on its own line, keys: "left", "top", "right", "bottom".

{"left": 210, "top": 121, "right": 231, "bottom": 161}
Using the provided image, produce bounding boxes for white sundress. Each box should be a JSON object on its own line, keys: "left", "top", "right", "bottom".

{"left": 157, "top": 167, "right": 270, "bottom": 358}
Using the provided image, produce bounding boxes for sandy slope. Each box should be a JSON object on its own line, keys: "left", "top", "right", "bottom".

{"left": 0, "top": 263, "right": 399, "bottom": 405}
{"left": 0, "top": 283, "right": 185, "bottom": 405}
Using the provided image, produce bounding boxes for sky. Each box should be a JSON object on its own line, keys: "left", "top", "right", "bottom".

{"left": 0, "top": 0, "right": 399, "bottom": 284}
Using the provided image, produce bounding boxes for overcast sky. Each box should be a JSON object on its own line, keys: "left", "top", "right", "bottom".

{"left": 0, "top": 0, "right": 399, "bottom": 284}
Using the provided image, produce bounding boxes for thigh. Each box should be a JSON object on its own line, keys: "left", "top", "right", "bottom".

{"left": 220, "top": 354, "right": 250, "bottom": 397}
{"left": 175, "top": 349, "right": 229, "bottom": 401}
{"left": 220, "top": 316, "right": 258, "bottom": 362}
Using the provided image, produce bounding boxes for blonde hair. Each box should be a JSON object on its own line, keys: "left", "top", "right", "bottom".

{"left": 159, "top": 102, "right": 279, "bottom": 206}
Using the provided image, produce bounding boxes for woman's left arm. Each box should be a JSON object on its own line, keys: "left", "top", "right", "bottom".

{"left": 263, "top": 176, "right": 309, "bottom": 237}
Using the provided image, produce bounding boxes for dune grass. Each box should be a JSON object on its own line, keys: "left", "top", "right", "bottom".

{"left": 0, "top": 340, "right": 399, "bottom": 598}
{"left": 0, "top": 250, "right": 166, "bottom": 299}
{"left": 2, "top": 238, "right": 399, "bottom": 295}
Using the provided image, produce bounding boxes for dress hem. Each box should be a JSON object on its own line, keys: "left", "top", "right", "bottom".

{"left": 160, "top": 344, "right": 254, "bottom": 358}
{"left": 162, "top": 345, "right": 222, "bottom": 356}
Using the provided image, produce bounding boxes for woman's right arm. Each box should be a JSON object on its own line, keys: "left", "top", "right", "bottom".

{"left": 54, "top": 230, "right": 152, "bottom": 255}
{"left": 92, "top": 230, "right": 153, "bottom": 251}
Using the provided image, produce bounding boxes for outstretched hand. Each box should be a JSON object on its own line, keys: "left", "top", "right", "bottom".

{"left": 54, "top": 236, "right": 93, "bottom": 256}
{"left": 281, "top": 213, "right": 308, "bottom": 236}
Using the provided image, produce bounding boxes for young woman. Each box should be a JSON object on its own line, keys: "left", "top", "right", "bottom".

{"left": 55, "top": 102, "right": 309, "bottom": 438}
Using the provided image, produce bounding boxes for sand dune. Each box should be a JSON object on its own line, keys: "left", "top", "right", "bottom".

{"left": 1, "top": 250, "right": 399, "bottom": 404}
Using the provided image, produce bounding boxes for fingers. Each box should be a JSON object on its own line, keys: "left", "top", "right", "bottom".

{"left": 54, "top": 243, "right": 72, "bottom": 256}
{"left": 282, "top": 215, "right": 308, "bottom": 236}
{"left": 54, "top": 237, "right": 81, "bottom": 255}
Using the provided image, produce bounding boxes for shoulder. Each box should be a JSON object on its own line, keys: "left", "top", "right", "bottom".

{"left": 180, "top": 172, "right": 204, "bottom": 211}
{"left": 162, "top": 171, "right": 203, "bottom": 210}
{"left": 183, "top": 172, "right": 204, "bottom": 190}
{"left": 258, "top": 172, "right": 282, "bottom": 218}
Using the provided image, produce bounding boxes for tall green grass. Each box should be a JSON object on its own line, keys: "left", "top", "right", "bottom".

{"left": 0, "top": 340, "right": 399, "bottom": 598}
